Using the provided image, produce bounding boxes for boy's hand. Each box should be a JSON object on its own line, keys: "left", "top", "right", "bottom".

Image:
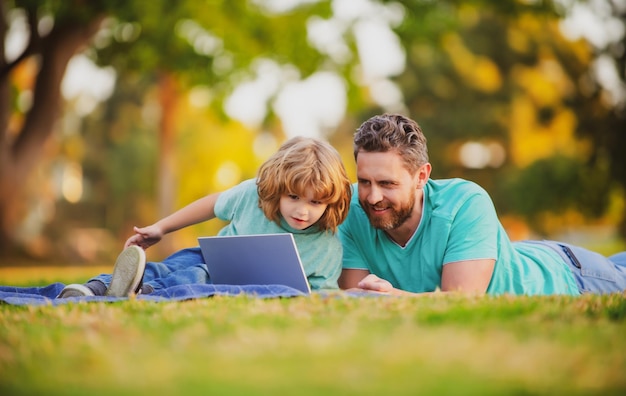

{"left": 124, "top": 225, "right": 164, "bottom": 250}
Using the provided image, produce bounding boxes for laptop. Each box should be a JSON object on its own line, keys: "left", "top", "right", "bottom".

{"left": 197, "top": 233, "right": 311, "bottom": 294}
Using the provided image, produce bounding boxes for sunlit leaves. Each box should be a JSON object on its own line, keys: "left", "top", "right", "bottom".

{"left": 441, "top": 33, "right": 502, "bottom": 93}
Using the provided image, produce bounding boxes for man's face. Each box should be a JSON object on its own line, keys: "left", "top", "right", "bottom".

{"left": 356, "top": 151, "right": 420, "bottom": 230}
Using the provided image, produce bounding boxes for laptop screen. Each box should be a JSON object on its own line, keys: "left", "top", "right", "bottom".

{"left": 198, "top": 233, "right": 311, "bottom": 294}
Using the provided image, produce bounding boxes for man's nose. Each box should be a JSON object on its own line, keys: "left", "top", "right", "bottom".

{"left": 367, "top": 185, "right": 383, "bottom": 204}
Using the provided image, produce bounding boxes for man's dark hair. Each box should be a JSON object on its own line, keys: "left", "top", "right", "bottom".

{"left": 354, "top": 114, "right": 429, "bottom": 174}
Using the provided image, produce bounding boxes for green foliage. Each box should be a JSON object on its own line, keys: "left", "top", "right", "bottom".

{"left": 89, "top": 0, "right": 332, "bottom": 99}
{"left": 4, "top": 0, "right": 345, "bottom": 254}
{"left": 497, "top": 155, "right": 612, "bottom": 225}
{"left": 378, "top": 0, "right": 625, "bottom": 236}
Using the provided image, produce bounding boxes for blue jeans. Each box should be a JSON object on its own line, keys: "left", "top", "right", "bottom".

{"left": 92, "top": 247, "right": 210, "bottom": 292}
{"left": 535, "top": 241, "right": 626, "bottom": 294}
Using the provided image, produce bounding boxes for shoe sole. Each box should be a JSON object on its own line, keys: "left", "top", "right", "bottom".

{"left": 57, "top": 283, "right": 95, "bottom": 298}
{"left": 105, "top": 246, "right": 146, "bottom": 297}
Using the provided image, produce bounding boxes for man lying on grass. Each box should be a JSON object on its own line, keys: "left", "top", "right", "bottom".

{"left": 338, "top": 113, "right": 626, "bottom": 296}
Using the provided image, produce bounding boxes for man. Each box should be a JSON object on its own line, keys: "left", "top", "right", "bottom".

{"left": 338, "top": 113, "right": 626, "bottom": 295}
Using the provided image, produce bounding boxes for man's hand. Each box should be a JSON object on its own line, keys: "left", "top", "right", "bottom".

{"left": 356, "top": 274, "right": 395, "bottom": 293}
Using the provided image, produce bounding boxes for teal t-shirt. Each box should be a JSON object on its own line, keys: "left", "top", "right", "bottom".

{"left": 214, "top": 179, "right": 342, "bottom": 290}
{"left": 339, "top": 179, "right": 579, "bottom": 295}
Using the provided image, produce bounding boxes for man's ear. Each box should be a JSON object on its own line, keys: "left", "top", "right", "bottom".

{"left": 416, "top": 163, "right": 432, "bottom": 188}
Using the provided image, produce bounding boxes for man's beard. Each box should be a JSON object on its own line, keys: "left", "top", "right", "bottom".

{"left": 360, "top": 194, "right": 415, "bottom": 231}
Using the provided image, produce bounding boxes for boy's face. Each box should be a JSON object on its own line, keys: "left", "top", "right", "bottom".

{"left": 279, "top": 191, "right": 328, "bottom": 230}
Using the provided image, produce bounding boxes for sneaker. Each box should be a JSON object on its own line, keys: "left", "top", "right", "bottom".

{"left": 105, "top": 246, "right": 146, "bottom": 297}
{"left": 57, "top": 283, "right": 95, "bottom": 298}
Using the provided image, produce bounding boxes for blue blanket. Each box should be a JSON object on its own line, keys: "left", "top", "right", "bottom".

{"left": 0, "top": 283, "right": 311, "bottom": 306}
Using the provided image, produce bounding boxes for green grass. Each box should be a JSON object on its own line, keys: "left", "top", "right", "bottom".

{"left": 1, "top": 269, "right": 626, "bottom": 395}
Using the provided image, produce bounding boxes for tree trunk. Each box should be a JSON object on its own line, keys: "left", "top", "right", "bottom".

{"left": 156, "top": 72, "right": 178, "bottom": 257}
{"left": 0, "top": 16, "right": 104, "bottom": 257}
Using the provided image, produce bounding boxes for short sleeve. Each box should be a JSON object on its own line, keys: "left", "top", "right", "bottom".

{"left": 338, "top": 222, "right": 369, "bottom": 270}
{"left": 443, "top": 190, "right": 499, "bottom": 265}
{"left": 214, "top": 179, "right": 256, "bottom": 222}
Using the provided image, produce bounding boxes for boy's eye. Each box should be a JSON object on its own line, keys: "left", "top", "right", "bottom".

{"left": 288, "top": 194, "right": 299, "bottom": 200}
{"left": 310, "top": 200, "right": 323, "bottom": 205}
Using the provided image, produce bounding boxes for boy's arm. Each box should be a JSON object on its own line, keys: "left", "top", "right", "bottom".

{"left": 125, "top": 192, "right": 221, "bottom": 249}
{"left": 154, "top": 192, "right": 221, "bottom": 234}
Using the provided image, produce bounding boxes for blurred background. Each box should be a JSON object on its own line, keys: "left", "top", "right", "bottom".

{"left": 0, "top": 0, "right": 625, "bottom": 265}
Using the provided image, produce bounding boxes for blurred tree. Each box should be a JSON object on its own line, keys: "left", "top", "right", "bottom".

{"left": 563, "top": 0, "right": 626, "bottom": 236}
{"left": 0, "top": 0, "right": 107, "bottom": 255}
{"left": 2, "top": 0, "right": 624, "bottom": 258}
{"left": 379, "top": 0, "right": 625, "bottom": 238}
{"left": 0, "top": 0, "right": 336, "bottom": 256}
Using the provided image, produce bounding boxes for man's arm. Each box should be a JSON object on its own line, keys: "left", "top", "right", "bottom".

{"left": 350, "top": 259, "right": 495, "bottom": 296}
{"left": 338, "top": 268, "right": 370, "bottom": 289}
{"left": 441, "top": 259, "right": 495, "bottom": 293}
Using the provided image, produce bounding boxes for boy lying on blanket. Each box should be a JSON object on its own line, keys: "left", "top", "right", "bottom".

{"left": 57, "top": 137, "right": 351, "bottom": 298}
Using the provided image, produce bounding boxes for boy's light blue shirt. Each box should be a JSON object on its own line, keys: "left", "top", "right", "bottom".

{"left": 214, "top": 179, "right": 342, "bottom": 290}
{"left": 339, "top": 179, "right": 579, "bottom": 295}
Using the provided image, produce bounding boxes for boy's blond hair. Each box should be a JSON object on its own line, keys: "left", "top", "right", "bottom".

{"left": 257, "top": 137, "right": 351, "bottom": 232}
